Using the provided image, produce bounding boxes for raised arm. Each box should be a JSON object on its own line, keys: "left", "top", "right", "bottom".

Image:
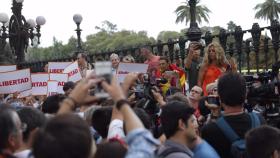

{"left": 197, "top": 64, "right": 206, "bottom": 87}
{"left": 185, "top": 48, "right": 193, "bottom": 69}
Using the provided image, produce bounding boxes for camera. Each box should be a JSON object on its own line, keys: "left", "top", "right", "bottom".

{"left": 245, "top": 62, "right": 280, "bottom": 125}
{"left": 207, "top": 96, "right": 220, "bottom": 106}
{"left": 134, "top": 74, "right": 168, "bottom": 115}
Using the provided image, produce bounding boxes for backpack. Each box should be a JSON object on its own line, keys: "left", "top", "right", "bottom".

{"left": 216, "top": 112, "right": 261, "bottom": 158}
{"left": 155, "top": 146, "right": 192, "bottom": 158}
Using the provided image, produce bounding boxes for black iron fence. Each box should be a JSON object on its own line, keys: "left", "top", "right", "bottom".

{"left": 19, "top": 20, "right": 280, "bottom": 74}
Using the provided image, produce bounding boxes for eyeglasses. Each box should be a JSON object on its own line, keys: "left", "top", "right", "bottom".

{"left": 212, "top": 88, "right": 217, "bottom": 92}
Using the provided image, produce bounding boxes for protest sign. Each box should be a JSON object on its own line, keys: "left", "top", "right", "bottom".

{"left": 63, "top": 61, "right": 82, "bottom": 82}
{"left": 31, "top": 73, "right": 49, "bottom": 95}
{"left": 116, "top": 63, "right": 149, "bottom": 83}
{"left": 0, "top": 65, "right": 17, "bottom": 72}
{"left": 0, "top": 69, "right": 31, "bottom": 94}
{"left": 49, "top": 73, "right": 68, "bottom": 94}
{"left": 48, "top": 62, "right": 71, "bottom": 73}
{"left": 47, "top": 80, "right": 58, "bottom": 96}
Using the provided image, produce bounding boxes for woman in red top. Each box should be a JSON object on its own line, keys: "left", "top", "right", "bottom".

{"left": 198, "top": 42, "right": 230, "bottom": 95}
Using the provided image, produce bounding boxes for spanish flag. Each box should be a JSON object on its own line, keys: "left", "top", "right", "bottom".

{"left": 156, "top": 64, "right": 186, "bottom": 95}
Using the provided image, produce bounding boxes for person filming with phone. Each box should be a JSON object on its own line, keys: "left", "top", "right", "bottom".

{"left": 185, "top": 41, "right": 203, "bottom": 91}
{"left": 156, "top": 56, "right": 186, "bottom": 96}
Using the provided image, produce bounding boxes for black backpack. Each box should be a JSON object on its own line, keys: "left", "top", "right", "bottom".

{"left": 155, "top": 146, "right": 192, "bottom": 158}
{"left": 216, "top": 112, "right": 261, "bottom": 158}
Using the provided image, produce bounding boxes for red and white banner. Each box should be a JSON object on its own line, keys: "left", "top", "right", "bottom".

{"left": 0, "top": 65, "right": 17, "bottom": 72}
{"left": 63, "top": 61, "right": 82, "bottom": 83}
{"left": 49, "top": 73, "right": 68, "bottom": 94}
{"left": 47, "top": 80, "right": 58, "bottom": 96}
{"left": 48, "top": 62, "right": 71, "bottom": 73}
{"left": 31, "top": 73, "right": 49, "bottom": 95}
{"left": 0, "top": 69, "right": 32, "bottom": 94}
{"left": 116, "top": 63, "right": 149, "bottom": 83}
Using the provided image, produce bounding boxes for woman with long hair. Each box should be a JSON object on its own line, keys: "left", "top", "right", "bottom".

{"left": 198, "top": 42, "right": 231, "bottom": 95}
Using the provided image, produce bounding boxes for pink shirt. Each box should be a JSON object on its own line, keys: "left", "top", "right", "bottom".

{"left": 144, "top": 55, "right": 160, "bottom": 71}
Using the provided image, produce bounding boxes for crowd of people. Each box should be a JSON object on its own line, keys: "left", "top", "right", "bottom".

{"left": 1, "top": 41, "right": 280, "bottom": 158}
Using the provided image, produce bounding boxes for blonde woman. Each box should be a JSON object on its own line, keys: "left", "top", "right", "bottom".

{"left": 198, "top": 42, "right": 231, "bottom": 95}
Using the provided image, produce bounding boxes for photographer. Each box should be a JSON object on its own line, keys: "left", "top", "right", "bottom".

{"left": 156, "top": 56, "right": 185, "bottom": 96}
{"left": 201, "top": 72, "right": 266, "bottom": 158}
{"left": 185, "top": 41, "right": 203, "bottom": 91}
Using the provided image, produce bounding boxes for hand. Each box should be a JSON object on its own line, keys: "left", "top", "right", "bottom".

{"left": 122, "top": 72, "right": 139, "bottom": 95}
{"left": 204, "top": 100, "right": 219, "bottom": 109}
{"left": 187, "top": 43, "right": 198, "bottom": 58}
{"left": 152, "top": 89, "right": 166, "bottom": 107}
{"left": 68, "top": 76, "right": 101, "bottom": 105}
{"left": 101, "top": 76, "right": 126, "bottom": 102}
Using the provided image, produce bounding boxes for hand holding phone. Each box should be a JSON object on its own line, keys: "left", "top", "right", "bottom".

{"left": 205, "top": 95, "right": 220, "bottom": 109}
{"left": 94, "top": 61, "right": 112, "bottom": 98}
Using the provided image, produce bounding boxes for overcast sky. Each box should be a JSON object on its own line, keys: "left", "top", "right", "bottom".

{"left": 1, "top": 0, "right": 269, "bottom": 47}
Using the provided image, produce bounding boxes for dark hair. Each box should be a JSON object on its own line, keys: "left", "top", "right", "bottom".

{"left": 165, "top": 87, "right": 183, "bottom": 97}
{"left": 140, "top": 45, "right": 153, "bottom": 52}
{"left": 246, "top": 125, "right": 280, "bottom": 158}
{"left": 160, "top": 101, "right": 195, "bottom": 139}
{"left": 218, "top": 72, "right": 246, "bottom": 107}
{"left": 94, "top": 140, "right": 127, "bottom": 158}
{"left": 159, "top": 56, "right": 169, "bottom": 63}
{"left": 17, "top": 107, "right": 46, "bottom": 142}
{"left": 91, "top": 106, "right": 112, "bottom": 138}
{"left": 33, "top": 114, "right": 92, "bottom": 158}
{"left": 133, "top": 107, "right": 152, "bottom": 129}
{"left": 41, "top": 94, "right": 66, "bottom": 114}
{"left": 0, "top": 105, "right": 17, "bottom": 150}
{"left": 166, "top": 93, "right": 189, "bottom": 105}
{"left": 63, "top": 81, "right": 75, "bottom": 91}
{"left": 77, "top": 52, "right": 87, "bottom": 59}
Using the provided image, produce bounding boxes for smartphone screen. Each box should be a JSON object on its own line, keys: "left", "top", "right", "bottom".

{"left": 207, "top": 96, "right": 220, "bottom": 106}
{"left": 94, "top": 61, "right": 112, "bottom": 98}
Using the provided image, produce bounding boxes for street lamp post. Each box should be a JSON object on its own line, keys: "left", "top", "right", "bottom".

{"left": 0, "top": 0, "right": 45, "bottom": 64}
{"left": 73, "top": 14, "right": 83, "bottom": 53}
{"left": 186, "top": 0, "right": 202, "bottom": 41}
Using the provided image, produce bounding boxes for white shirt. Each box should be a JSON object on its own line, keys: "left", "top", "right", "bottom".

{"left": 107, "top": 119, "right": 125, "bottom": 139}
{"left": 14, "top": 149, "right": 31, "bottom": 158}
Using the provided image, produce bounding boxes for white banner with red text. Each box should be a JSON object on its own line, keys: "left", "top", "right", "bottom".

{"left": 0, "top": 69, "right": 32, "bottom": 94}
{"left": 63, "top": 61, "right": 82, "bottom": 82}
{"left": 49, "top": 73, "right": 68, "bottom": 94}
{"left": 31, "top": 73, "right": 49, "bottom": 95}
{"left": 48, "top": 62, "right": 72, "bottom": 73}
{"left": 116, "top": 63, "right": 149, "bottom": 83}
{"left": 47, "top": 80, "right": 58, "bottom": 96}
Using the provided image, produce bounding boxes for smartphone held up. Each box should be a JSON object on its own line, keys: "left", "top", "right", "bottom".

{"left": 94, "top": 61, "right": 112, "bottom": 98}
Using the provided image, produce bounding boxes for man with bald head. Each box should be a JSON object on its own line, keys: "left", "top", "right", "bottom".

{"left": 188, "top": 86, "right": 203, "bottom": 119}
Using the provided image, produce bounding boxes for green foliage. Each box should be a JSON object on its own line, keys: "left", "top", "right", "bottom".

{"left": 156, "top": 31, "right": 182, "bottom": 42}
{"left": 95, "top": 20, "right": 118, "bottom": 34}
{"left": 26, "top": 37, "right": 77, "bottom": 61}
{"left": 27, "top": 21, "right": 156, "bottom": 61}
{"left": 174, "top": 0, "right": 211, "bottom": 25}
{"left": 85, "top": 30, "right": 155, "bottom": 53}
{"left": 254, "top": 0, "right": 280, "bottom": 23}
